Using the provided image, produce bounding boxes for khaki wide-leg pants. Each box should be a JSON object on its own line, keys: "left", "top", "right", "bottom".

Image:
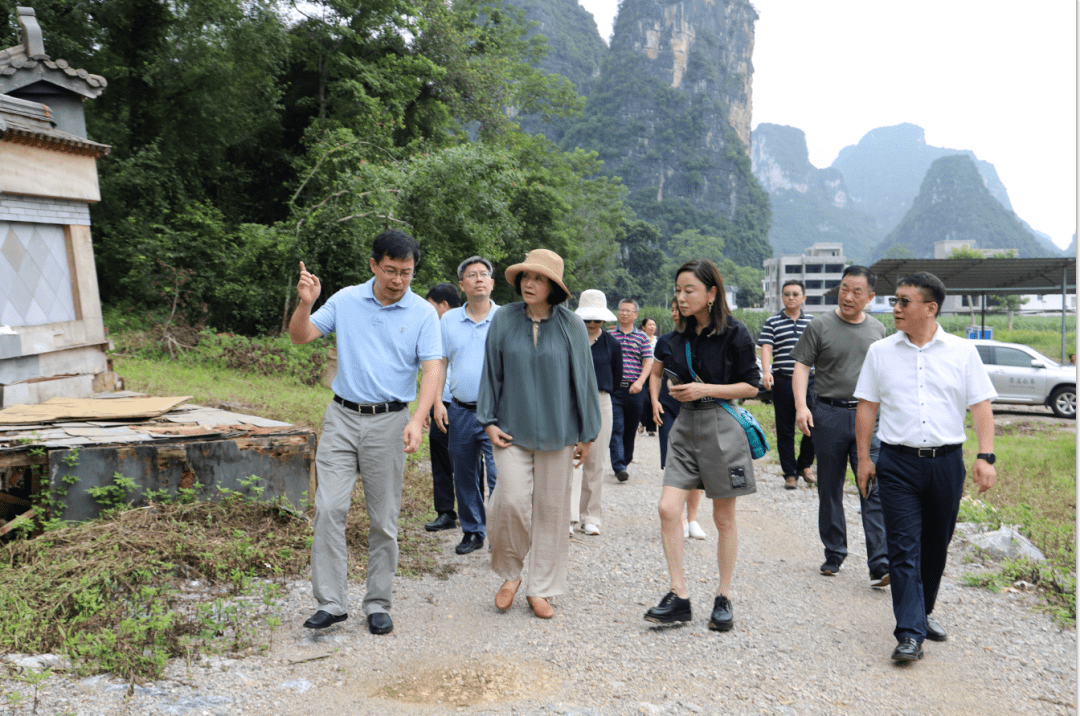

{"left": 571, "top": 391, "right": 612, "bottom": 526}
{"left": 489, "top": 443, "right": 575, "bottom": 598}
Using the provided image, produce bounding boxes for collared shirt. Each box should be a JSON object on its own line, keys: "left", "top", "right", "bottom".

{"left": 590, "top": 329, "right": 623, "bottom": 394}
{"left": 790, "top": 309, "right": 886, "bottom": 400}
{"left": 441, "top": 301, "right": 499, "bottom": 404}
{"left": 654, "top": 316, "right": 760, "bottom": 388}
{"left": 854, "top": 324, "right": 997, "bottom": 447}
{"left": 757, "top": 309, "right": 813, "bottom": 376}
{"left": 607, "top": 326, "right": 652, "bottom": 383}
{"left": 477, "top": 303, "right": 601, "bottom": 451}
{"left": 310, "top": 278, "right": 442, "bottom": 404}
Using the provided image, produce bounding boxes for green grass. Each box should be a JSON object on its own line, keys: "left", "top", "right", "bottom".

{"left": 114, "top": 355, "right": 333, "bottom": 431}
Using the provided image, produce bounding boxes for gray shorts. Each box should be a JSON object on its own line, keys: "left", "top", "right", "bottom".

{"left": 662, "top": 401, "right": 757, "bottom": 499}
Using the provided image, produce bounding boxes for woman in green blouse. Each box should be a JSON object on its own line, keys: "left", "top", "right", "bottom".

{"left": 477, "top": 249, "right": 601, "bottom": 619}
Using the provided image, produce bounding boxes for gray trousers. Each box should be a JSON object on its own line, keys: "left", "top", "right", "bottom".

{"left": 312, "top": 401, "right": 408, "bottom": 616}
{"left": 811, "top": 401, "right": 889, "bottom": 574}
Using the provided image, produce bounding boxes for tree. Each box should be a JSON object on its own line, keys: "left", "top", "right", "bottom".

{"left": 883, "top": 243, "right": 916, "bottom": 259}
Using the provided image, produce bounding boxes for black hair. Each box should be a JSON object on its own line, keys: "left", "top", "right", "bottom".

{"left": 781, "top": 279, "right": 806, "bottom": 294}
{"left": 640, "top": 317, "right": 657, "bottom": 330}
{"left": 674, "top": 259, "right": 732, "bottom": 334}
{"left": 841, "top": 265, "right": 876, "bottom": 290}
{"left": 371, "top": 229, "right": 421, "bottom": 268}
{"left": 513, "top": 273, "right": 569, "bottom": 305}
{"left": 456, "top": 256, "right": 493, "bottom": 280}
{"left": 425, "top": 282, "right": 462, "bottom": 308}
{"left": 897, "top": 272, "right": 946, "bottom": 316}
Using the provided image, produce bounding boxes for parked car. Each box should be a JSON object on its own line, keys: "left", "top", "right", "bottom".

{"left": 971, "top": 339, "right": 1076, "bottom": 419}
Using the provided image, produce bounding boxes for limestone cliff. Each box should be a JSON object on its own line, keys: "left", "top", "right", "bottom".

{"left": 874, "top": 154, "right": 1053, "bottom": 260}
{"left": 751, "top": 123, "right": 881, "bottom": 262}
{"left": 558, "top": 0, "right": 770, "bottom": 268}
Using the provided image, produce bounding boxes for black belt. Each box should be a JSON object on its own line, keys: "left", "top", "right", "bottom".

{"left": 882, "top": 442, "right": 963, "bottom": 458}
{"left": 818, "top": 396, "right": 858, "bottom": 409}
{"left": 452, "top": 397, "right": 478, "bottom": 411}
{"left": 619, "top": 380, "right": 631, "bottom": 388}
{"left": 686, "top": 397, "right": 716, "bottom": 409}
{"left": 333, "top": 395, "right": 406, "bottom": 414}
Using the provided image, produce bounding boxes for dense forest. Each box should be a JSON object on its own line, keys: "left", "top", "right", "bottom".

{"left": 0, "top": 0, "right": 769, "bottom": 334}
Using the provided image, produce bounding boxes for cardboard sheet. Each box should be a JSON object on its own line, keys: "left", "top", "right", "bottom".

{"left": 0, "top": 396, "right": 191, "bottom": 424}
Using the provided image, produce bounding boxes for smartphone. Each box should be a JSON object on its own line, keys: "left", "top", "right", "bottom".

{"left": 663, "top": 368, "right": 682, "bottom": 386}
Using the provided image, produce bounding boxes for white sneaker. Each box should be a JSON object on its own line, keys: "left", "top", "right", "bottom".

{"left": 688, "top": 521, "right": 707, "bottom": 540}
{"left": 582, "top": 523, "right": 600, "bottom": 536}
{"left": 683, "top": 521, "right": 689, "bottom": 539}
{"left": 569, "top": 524, "right": 576, "bottom": 536}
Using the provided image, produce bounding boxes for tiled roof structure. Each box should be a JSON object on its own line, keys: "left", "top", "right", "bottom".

{"left": 0, "top": 93, "right": 109, "bottom": 157}
{"left": 0, "top": 7, "right": 107, "bottom": 99}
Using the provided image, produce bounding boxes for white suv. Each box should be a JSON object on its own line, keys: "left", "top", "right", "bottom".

{"left": 971, "top": 339, "right": 1076, "bottom": 419}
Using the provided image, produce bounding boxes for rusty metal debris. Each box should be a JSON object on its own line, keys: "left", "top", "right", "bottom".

{"left": 0, "top": 392, "right": 316, "bottom": 529}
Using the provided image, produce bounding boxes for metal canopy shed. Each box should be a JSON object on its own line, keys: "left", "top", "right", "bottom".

{"left": 867, "top": 257, "right": 1076, "bottom": 361}
{"left": 867, "top": 258, "right": 1075, "bottom": 296}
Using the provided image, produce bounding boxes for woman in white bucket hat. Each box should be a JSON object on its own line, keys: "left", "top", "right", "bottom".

{"left": 570, "top": 289, "right": 623, "bottom": 538}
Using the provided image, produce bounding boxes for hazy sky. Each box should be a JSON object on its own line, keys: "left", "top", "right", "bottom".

{"left": 577, "top": 0, "right": 1077, "bottom": 249}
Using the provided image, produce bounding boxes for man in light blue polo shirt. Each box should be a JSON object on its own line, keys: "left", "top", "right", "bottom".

{"left": 433, "top": 256, "right": 499, "bottom": 556}
{"left": 289, "top": 229, "right": 442, "bottom": 636}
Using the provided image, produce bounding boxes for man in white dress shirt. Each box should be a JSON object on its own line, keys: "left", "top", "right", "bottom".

{"left": 854, "top": 272, "right": 998, "bottom": 663}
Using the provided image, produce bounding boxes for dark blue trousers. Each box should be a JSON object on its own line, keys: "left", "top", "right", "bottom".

{"left": 878, "top": 445, "right": 966, "bottom": 643}
{"left": 811, "top": 401, "right": 888, "bottom": 574}
{"left": 447, "top": 401, "right": 496, "bottom": 537}
{"left": 429, "top": 403, "right": 455, "bottom": 519}
{"left": 771, "top": 372, "right": 816, "bottom": 477}
{"left": 610, "top": 386, "right": 647, "bottom": 473}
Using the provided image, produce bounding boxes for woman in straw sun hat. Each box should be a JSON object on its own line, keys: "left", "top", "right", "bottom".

{"left": 477, "top": 249, "right": 602, "bottom": 619}
{"left": 570, "top": 289, "right": 623, "bottom": 537}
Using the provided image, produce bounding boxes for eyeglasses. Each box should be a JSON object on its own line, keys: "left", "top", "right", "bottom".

{"left": 782, "top": 292, "right": 803, "bottom": 298}
{"left": 618, "top": 308, "right": 637, "bottom": 314}
{"left": 376, "top": 264, "right": 414, "bottom": 280}
{"left": 889, "top": 296, "right": 931, "bottom": 308}
{"left": 463, "top": 270, "right": 491, "bottom": 280}
{"left": 584, "top": 320, "right": 602, "bottom": 324}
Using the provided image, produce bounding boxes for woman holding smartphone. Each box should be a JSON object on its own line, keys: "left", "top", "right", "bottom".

{"left": 645, "top": 259, "right": 759, "bottom": 633}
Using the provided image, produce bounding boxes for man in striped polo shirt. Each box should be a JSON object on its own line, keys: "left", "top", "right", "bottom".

{"left": 608, "top": 299, "right": 653, "bottom": 482}
{"left": 758, "top": 280, "right": 816, "bottom": 490}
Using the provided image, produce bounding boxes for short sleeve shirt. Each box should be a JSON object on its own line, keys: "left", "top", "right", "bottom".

{"left": 656, "top": 317, "right": 760, "bottom": 388}
{"left": 757, "top": 310, "right": 813, "bottom": 376}
{"left": 607, "top": 327, "right": 652, "bottom": 383}
{"left": 310, "top": 279, "right": 442, "bottom": 404}
{"left": 441, "top": 302, "right": 499, "bottom": 404}
{"left": 855, "top": 325, "right": 997, "bottom": 446}
{"left": 789, "top": 310, "right": 885, "bottom": 400}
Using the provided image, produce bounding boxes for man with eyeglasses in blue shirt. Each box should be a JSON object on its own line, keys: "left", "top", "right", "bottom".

{"left": 290, "top": 230, "right": 443, "bottom": 636}
{"left": 433, "top": 256, "right": 500, "bottom": 555}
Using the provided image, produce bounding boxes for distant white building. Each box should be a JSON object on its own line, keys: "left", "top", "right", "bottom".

{"left": 762, "top": 243, "right": 847, "bottom": 314}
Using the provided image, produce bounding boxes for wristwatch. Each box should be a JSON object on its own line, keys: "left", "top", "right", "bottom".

{"left": 976, "top": 452, "right": 996, "bottom": 465}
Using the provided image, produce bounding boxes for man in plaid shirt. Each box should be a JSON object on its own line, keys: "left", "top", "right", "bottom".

{"left": 608, "top": 299, "right": 653, "bottom": 482}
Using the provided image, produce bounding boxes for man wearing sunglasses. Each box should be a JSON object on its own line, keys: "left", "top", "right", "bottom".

{"left": 854, "top": 272, "right": 997, "bottom": 662}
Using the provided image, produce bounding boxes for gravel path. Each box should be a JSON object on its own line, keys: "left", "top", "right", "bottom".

{"left": 5, "top": 434, "right": 1075, "bottom": 715}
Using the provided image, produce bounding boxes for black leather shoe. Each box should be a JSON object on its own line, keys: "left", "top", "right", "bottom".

{"left": 925, "top": 614, "right": 947, "bottom": 642}
{"left": 708, "top": 595, "right": 734, "bottom": 632}
{"left": 891, "top": 638, "right": 924, "bottom": 661}
{"left": 425, "top": 513, "right": 457, "bottom": 532}
{"left": 644, "top": 592, "right": 691, "bottom": 624}
{"left": 455, "top": 532, "right": 484, "bottom": 555}
{"left": 303, "top": 610, "right": 347, "bottom": 629}
{"left": 367, "top": 612, "right": 393, "bottom": 635}
{"left": 616, "top": 470, "right": 629, "bottom": 482}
